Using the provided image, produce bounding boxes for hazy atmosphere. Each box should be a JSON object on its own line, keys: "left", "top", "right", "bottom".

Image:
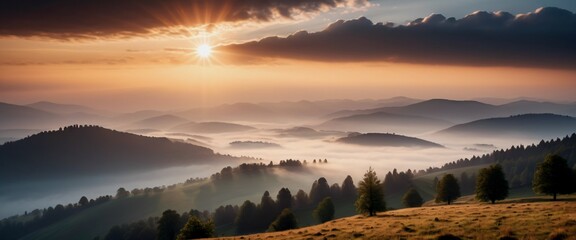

{"left": 1, "top": 0, "right": 576, "bottom": 239}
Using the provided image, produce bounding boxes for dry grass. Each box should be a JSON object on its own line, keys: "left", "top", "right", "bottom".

{"left": 206, "top": 199, "right": 576, "bottom": 240}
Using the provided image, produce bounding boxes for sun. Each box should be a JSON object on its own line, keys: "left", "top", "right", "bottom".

{"left": 196, "top": 44, "right": 212, "bottom": 58}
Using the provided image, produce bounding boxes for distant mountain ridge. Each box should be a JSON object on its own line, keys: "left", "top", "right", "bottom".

{"left": 0, "top": 125, "right": 223, "bottom": 182}
{"left": 325, "top": 99, "right": 576, "bottom": 123}
{"left": 318, "top": 111, "right": 451, "bottom": 134}
{"left": 435, "top": 113, "right": 576, "bottom": 139}
{"left": 336, "top": 133, "right": 443, "bottom": 148}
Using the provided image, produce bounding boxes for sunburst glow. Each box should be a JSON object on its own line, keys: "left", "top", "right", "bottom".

{"left": 196, "top": 44, "right": 212, "bottom": 58}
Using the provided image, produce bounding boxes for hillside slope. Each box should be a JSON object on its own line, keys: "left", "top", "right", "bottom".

{"left": 436, "top": 113, "right": 576, "bottom": 139}
{"left": 208, "top": 199, "right": 576, "bottom": 240}
{"left": 0, "top": 125, "right": 219, "bottom": 182}
{"left": 337, "top": 133, "right": 443, "bottom": 148}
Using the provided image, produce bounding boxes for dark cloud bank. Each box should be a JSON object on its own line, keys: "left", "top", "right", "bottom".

{"left": 0, "top": 0, "right": 366, "bottom": 39}
{"left": 223, "top": 7, "right": 576, "bottom": 69}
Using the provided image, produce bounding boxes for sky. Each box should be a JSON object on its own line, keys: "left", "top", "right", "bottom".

{"left": 1, "top": 0, "right": 575, "bottom": 111}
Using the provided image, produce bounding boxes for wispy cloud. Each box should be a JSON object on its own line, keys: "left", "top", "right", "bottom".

{"left": 221, "top": 7, "right": 576, "bottom": 69}
{"left": 0, "top": 0, "right": 369, "bottom": 40}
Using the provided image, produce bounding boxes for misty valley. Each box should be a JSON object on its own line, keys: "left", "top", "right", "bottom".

{"left": 1, "top": 98, "right": 576, "bottom": 239}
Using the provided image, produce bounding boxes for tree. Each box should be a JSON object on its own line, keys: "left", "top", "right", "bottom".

{"left": 78, "top": 196, "right": 89, "bottom": 207}
{"left": 276, "top": 188, "right": 292, "bottom": 211}
{"left": 257, "top": 191, "right": 277, "bottom": 230}
{"left": 268, "top": 208, "right": 298, "bottom": 232}
{"left": 235, "top": 200, "right": 257, "bottom": 234}
{"left": 116, "top": 187, "right": 130, "bottom": 199}
{"left": 533, "top": 154, "right": 574, "bottom": 200}
{"left": 402, "top": 188, "right": 424, "bottom": 208}
{"left": 294, "top": 189, "right": 309, "bottom": 209}
{"left": 157, "top": 210, "right": 181, "bottom": 240}
{"left": 313, "top": 197, "right": 335, "bottom": 223}
{"left": 310, "top": 177, "right": 331, "bottom": 205}
{"left": 476, "top": 164, "right": 509, "bottom": 204}
{"left": 176, "top": 216, "right": 214, "bottom": 240}
{"left": 341, "top": 175, "right": 357, "bottom": 200}
{"left": 435, "top": 174, "right": 461, "bottom": 205}
{"left": 355, "top": 167, "right": 386, "bottom": 216}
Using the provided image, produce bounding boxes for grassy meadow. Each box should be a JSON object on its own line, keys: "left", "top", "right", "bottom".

{"left": 207, "top": 196, "right": 576, "bottom": 240}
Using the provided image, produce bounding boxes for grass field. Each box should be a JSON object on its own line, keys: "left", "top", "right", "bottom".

{"left": 207, "top": 196, "right": 576, "bottom": 240}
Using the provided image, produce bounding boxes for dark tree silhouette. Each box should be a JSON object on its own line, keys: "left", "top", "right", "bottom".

{"left": 402, "top": 187, "right": 424, "bottom": 208}
{"left": 435, "top": 174, "right": 461, "bottom": 205}
{"left": 257, "top": 191, "right": 278, "bottom": 231}
{"left": 310, "top": 177, "right": 331, "bottom": 205}
{"left": 294, "top": 189, "right": 309, "bottom": 209}
{"left": 213, "top": 205, "right": 237, "bottom": 227}
{"left": 276, "top": 188, "right": 292, "bottom": 211}
{"left": 78, "top": 196, "right": 89, "bottom": 206}
{"left": 235, "top": 200, "right": 257, "bottom": 234}
{"left": 355, "top": 167, "right": 386, "bottom": 216}
{"left": 313, "top": 197, "right": 335, "bottom": 223}
{"left": 116, "top": 187, "right": 130, "bottom": 199}
{"left": 533, "top": 154, "right": 575, "bottom": 200}
{"left": 157, "top": 210, "right": 181, "bottom": 240}
{"left": 268, "top": 208, "right": 298, "bottom": 232}
{"left": 176, "top": 216, "right": 214, "bottom": 240}
{"left": 476, "top": 164, "right": 509, "bottom": 204}
{"left": 341, "top": 175, "right": 357, "bottom": 200}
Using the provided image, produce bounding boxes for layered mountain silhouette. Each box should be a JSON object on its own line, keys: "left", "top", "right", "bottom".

{"left": 336, "top": 133, "right": 443, "bottom": 148}
{"left": 0, "top": 125, "right": 223, "bottom": 182}
{"left": 435, "top": 113, "right": 576, "bottom": 139}
{"left": 170, "top": 121, "right": 256, "bottom": 133}
{"left": 326, "top": 99, "right": 576, "bottom": 123}
{"left": 127, "top": 114, "right": 188, "bottom": 130}
{"left": 318, "top": 111, "right": 451, "bottom": 134}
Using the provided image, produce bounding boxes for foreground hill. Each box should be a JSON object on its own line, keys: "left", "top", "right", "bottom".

{"left": 0, "top": 125, "right": 221, "bottom": 182}
{"left": 436, "top": 113, "right": 576, "bottom": 139}
{"left": 209, "top": 198, "right": 576, "bottom": 240}
{"left": 337, "top": 133, "right": 443, "bottom": 148}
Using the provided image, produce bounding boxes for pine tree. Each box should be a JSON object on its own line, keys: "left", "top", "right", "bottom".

{"left": 402, "top": 187, "right": 424, "bottom": 208}
{"left": 355, "top": 167, "right": 386, "bottom": 216}
{"left": 533, "top": 154, "right": 574, "bottom": 200}
{"left": 313, "top": 197, "right": 335, "bottom": 223}
{"left": 476, "top": 164, "right": 509, "bottom": 204}
{"left": 435, "top": 174, "right": 461, "bottom": 205}
{"left": 235, "top": 200, "right": 257, "bottom": 234}
{"left": 276, "top": 188, "right": 292, "bottom": 211}
{"left": 341, "top": 175, "right": 357, "bottom": 200}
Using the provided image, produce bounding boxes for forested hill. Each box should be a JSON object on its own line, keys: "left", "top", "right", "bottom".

{"left": 423, "top": 133, "right": 576, "bottom": 188}
{"left": 0, "top": 125, "right": 221, "bottom": 182}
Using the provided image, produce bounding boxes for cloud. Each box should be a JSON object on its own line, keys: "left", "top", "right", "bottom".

{"left": 221, "top": 7, "right": 576, "bottom": 69}
{"left": 0, "top": 0, "right": 368, "bottom": 39}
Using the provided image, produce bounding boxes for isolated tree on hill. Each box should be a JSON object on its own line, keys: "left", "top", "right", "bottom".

{"left": 341, "top": 175, "right": 357, "bottom": 200}
{"left": 235, "top": 200, "right": 257, "bottom": 234}
{"left": 402, "top": 187, "right": 424, "bottom": 208}
{"left": 268, "top": 208, "right": 298, "bottom": 232}
{"left": 313, "top": 197, "right": 335, "bottom": 223}
{"left": 476, "top": 164, "right": 509, "bottom": 204}
{"left": 176, "top": 216, "right": 214, "bottom": 240}
{"left": 276, "top": 188, "right": 292, "bottom": 211}
{"left": 533, "top": 154, "right": 574, "bottom": 200}
{"left": 355, "top": 167, "right": 386, "bottom": 216}
{"left": 157, "top": 210, "right": 181, "bottom": 240}
{"left": 435, "top": 174, "right": 461, "bottom": 205}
